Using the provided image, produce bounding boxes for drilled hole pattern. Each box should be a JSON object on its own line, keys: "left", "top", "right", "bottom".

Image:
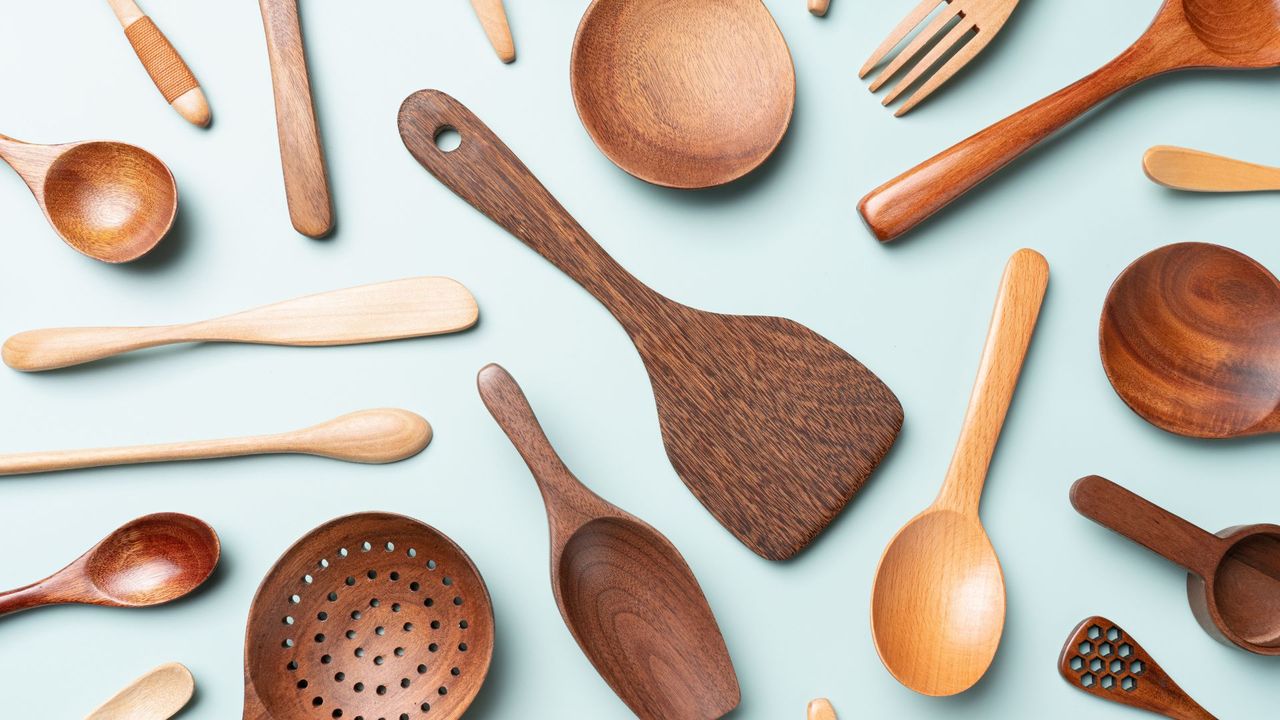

{"left": 1062, "top": 618, "right": 1151, "bottom": 699}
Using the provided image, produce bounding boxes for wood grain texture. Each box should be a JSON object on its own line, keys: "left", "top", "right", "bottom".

{"left": 807, "top": 698, "right": 837, "bottom": 719}
{"left": 1144, "top": 145, "right": 1280, "bottom": 191}
{"left": 570, "top": 0, "right": 795, "bottom": 188}
{"left": 3, "top": 276, "right": 478, "bottom": 371}
{"left": 259, "top": 0, "right": 333, "bottom": 238}
{"left": 870, "top": 249, "right": 1047, "bottom": 696}
{"left": 242, "top": 513, "right": 494, "bottom": 720}
{"left": 477, "top": 364, "right": 739, "bottom": 720}
{"left": 1099, "top": 242, "right": 1280, "bottom": 438}
{"left": 1071, "top": 475, "right": 1280, "bottom": 656}
{"left": 399, "top": 89, "right": 903, "bottom": 561}
{"left": 1059, "top": 616, "right": 1216, "bottom": 720}
{"left": 470, "top": 0, "right": 516, "bottom": 63}
{"left": 0, "top": 514, "right": 218, "bottom": 617}
{"left": 86, "top": 663, "right": 195, "bottom": 720}
{"left": 0, "top": 133, "right": 175, "bottom": 262}
{"left": 859, "top": 0, "right": 1280, "bottom": 241}
{"left": 109, "top": 0, "right": 211, "bottom": 127}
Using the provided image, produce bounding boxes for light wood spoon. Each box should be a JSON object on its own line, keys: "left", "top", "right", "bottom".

{"left": 0, "top": 133, "right": 175, "bottom": 263}
{"left": 107, "top": 0, "right": 210, "bottom": 127}
{"left": 470, "top": 0, "right": 516, "bottom": 63}
{"left": 870, "top": 249, "right": 1048, "bottom": 696}
{"left": 0, "top": 408, "right": 430, "bottom": 476}
{"left": 86, "top": 663, "right": 195, "bottom": 720}
{"left": 1144, "top": 145, "right": 1280, "bottom": 192}
{"left": 3, "top": 276, "right": 477, "bottom": 371}
{"left": 808, "top": 698, "right": 837, "bottom": 719}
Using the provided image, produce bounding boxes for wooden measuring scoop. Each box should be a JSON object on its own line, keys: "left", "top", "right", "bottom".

{"left": 400, "top": 89, "right": 902, "bottom": 561}
{"left": 477, "top": 363, "right": 740, "bottom": 719}
{"left": 1072, "top": 475, "right": 1280, "bottom": 656}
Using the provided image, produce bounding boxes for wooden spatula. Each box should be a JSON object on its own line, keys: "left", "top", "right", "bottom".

{"left": 399, "top": 90, "right": 903, "bottom": 561}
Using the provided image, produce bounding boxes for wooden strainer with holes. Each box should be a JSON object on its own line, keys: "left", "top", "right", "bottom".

{"left": 243, "top": 513, "right": 494, "bottom": 720}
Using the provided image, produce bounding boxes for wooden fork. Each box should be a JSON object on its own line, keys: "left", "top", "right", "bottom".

{"left": 860, "top": 0, "right": 1019, "bottom": 115}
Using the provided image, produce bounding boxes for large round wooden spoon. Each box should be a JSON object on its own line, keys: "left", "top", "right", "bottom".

{"left": 0, "top": 133, "right": 175, "bottom": 262}
{"left": 871, "top": 249, "right": 1048, "bottom": 696}
{"left": 570, "top": 0, "right": 795, "bottom": 188}
{"left": 478, "top": 363, "right": 740, "bottom": 719}
{"left": 1100, "top": 242, "right": 1280, "bottom": 438}
{"left": 0, "top": 513, "right": 219, "bottom": 617}
{"left": 86, "top": 663, "right": 195, "bottom": 720}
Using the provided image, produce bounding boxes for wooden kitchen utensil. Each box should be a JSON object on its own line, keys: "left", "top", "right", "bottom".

{"left": 259, "top": 0, "right": 333, "bottom": 238}
{"left": 399, "top": 90, "right": 903, "bottom": 561}
{"left": 870, "top": 249, "right": 1047, "bottom": 696}
{"left": 86, "top": 663, "right": 195, "bottom": 720}
{"left": 1099, "top": 242, "right": 1280, "bottom": 438}
{"left": 860, "top": 0, "right": 1280, "bottom": 241}
{"left": 0, "top": 408, "right": 430, "bottom": 476}
{"left": 477, "top": 363, "right": 739, "bottom": 719}
{"left": 242, "top": 513, "right": 494, "bottom": 720}
{"left": 1144, "top": 145, "right": 1280, "bottom": 191}
{"left": 860, "top": 0, "right": 1021, "bottom": 115}
{"left": 1059, "top": 616, "right": 1216, "bottom": 720}
{"left": 809, "top": 0, "right": 831, "bottom": 17}
{"left": 0, "top": 133, "right": 175, "bottom": 263}
{"left": 4, "top": 276, "right": 477, "bottom": 371}
{"left": 0, "top": 513, "right": 218, "bottom": 618}
{"left": 569, "top": 0, "right": 795, "bottom": 188}
{"left": 470, "top": 0, "right": 516, "bottom": 63}
{"left": 1072, "top": 475, "right": 1280, "bottom": 656}
{"left": 808, "top": 698, "right": 837, "bottom": 719}
{"left": 107, "top": 0, "right": 210, "bottom": 127}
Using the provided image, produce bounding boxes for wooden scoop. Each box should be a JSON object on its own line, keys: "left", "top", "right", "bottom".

{"left": 1099, "top": 242, "right": 1280, "bottom": 438}
{"left": 870, "top": 249, "right": 1048, "bottom": 696}
{"left": 3, "top": 276, "right": 477, "bottom": 371}
{"left": 399, "top": 89, "right": 902, "bottom": 561}
{"left": 0, "top": 133, "right": 175, "bottom": 263}
{"left": 477, "top": 363, "right": 739, "bottom": 719}
{"left": 86, "top": 663, "right": 195, "bottom": 720}
{"left": 0, "top": 513, "right": 219, "bottom": 617}
{"left": 1144, "top": 146, "right": 1280, "bottom": 192}
{"left": 1072, "top": 475, "right": 1280, "bottom": 656}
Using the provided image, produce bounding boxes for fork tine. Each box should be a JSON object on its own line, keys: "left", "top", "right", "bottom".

{"left": 867, "top": 3, "right": 964, "bottom": 92}
{"left": 859, "top": 0, "right": 943, "bottom": 78}
{"left": 893, "top": 27, "right": 997, "bottom": 115}
{"left": 881, "top": 17, "right": 975, "bottom": 106}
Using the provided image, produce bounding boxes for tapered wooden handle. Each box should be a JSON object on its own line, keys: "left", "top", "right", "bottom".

{"left": 808, "top": 0, "right": 830, "bottom": 16}
{"left": 1143, "top": 146, "right": 1280, "bottom": 192}
{"left": 3, "top": 326, "right": 186, "bottom": 370}
{"left": 470, "top": 0, "right": 516, "bottom": 62}
{"left": 808, "top": 698, "right": 837, "bottom": 719}
{"left": 115, "top": 5, "right": 211, "bottom": 128}
{"left": 86, "top": 663, "right": 194, "bottom": 720}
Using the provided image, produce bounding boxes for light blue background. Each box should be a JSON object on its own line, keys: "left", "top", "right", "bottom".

{"left": 1, "top": 1, "right": 1277, "bottom": 717}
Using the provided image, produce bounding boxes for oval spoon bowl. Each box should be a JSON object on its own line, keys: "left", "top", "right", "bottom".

{"left": 85, "top": 513, "right": 220, "bottom": 606}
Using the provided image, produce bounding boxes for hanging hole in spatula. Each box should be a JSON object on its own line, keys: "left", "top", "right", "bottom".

{"left": 434, "top": 127, "right": 462, "bottom": 153}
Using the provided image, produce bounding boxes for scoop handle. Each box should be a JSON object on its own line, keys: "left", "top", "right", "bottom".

{"left": 470, "top": 0, "right": 516, "bottom": 62}
{"left": 1143, "top": 146, "right": 1280, "bottom": 192}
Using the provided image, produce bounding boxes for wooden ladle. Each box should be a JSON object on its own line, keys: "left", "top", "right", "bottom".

{"left": 0, "top": 134, "right": 176, "bottom": 262}
{"left": 1099, "top": 242, "right": 1280, "bottom": 438}
{"left": 1072, "top": 475, "right": 1280, "bottom": 656}
{"left": 859, "top": 0, "right": 1280, "bottom": 241}
{"left": 478, "top": 363, "right": 740, "bottom": 719}
{"left": 86, "top": 663, "right": 195, "bottom": 720}
{"left": 0, "top": 513, "right": 219, "bottom": 617}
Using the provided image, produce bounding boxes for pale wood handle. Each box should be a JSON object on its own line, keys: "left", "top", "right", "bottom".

{"left": 1143, "top": 146, "right": 1280, "bottom": 192}
{"left": 85, "top": 663, "right": 194, "bottom": 720}
{"left": 808, "top": 698, "right": 837, "bottom": 719}
{"left": 4, "top": 326, "right": 189, "bottom": 371}
{"left": 808, "top": 0, "right": 831, "bottom": 16}
{"left": 470, "top": 0, "right": 516, "bottom": 62}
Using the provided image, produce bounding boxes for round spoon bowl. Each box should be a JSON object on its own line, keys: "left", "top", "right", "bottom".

{"left": 1183, "top": 0, "right": 1280, "bottom": 60}
{"left": 1202, "top": 526, "right": 1280, "bottom": 650}
{"left": 84, "top": 513, "right": 219, "bottom": 606}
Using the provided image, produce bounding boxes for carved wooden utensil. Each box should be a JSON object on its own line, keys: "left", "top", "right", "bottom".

{"left": 242, "top": 513, "right": 494, "bottom": 720}
{"left": 1059, "top": 617, "right": 1216, "bottom": 720}
{"left": 871, "top": 249, "right": 1048, "bottom": 696}
{"left": 86, "top": 663, "right": 195, "bottom": 720}
{"left": 1144, "top": 146, "right": 1280, "bottom": 192}
{"left": 808, "top": 697, "right": 837, "bottom": 719}
{"left": 1072, "top": 475, "right": 1280, "bottom": 656}
{"left": 860, "top": 0, "right": 1280, "bottom": 241}
{"left": 1099, "top": 242, "right": 1280, "bottom": 438}
{"left": 809, "top": 0, "right": 831, "bottom": 17}
{"left": 477, "top": 363, "right": 739, "bottom": 719}
{"left": 0, "top": 513, "right": 219, "bottom": 618}
{"left": 0, "top": 133, "right": 175, "bottom": 263}
{"left": 470, "top": 0, "right": 516, "bottom": 63}
{"left": 570, "top": 0, "right": 795, "bottom": 188}
{"left": 399, "top": 90, "right": 902, "bottom": 561}
{"left": 106, "top": 0, "right": 210, "bottom": 127}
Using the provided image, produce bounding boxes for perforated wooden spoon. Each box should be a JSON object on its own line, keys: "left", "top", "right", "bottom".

{"left": 86, "top": 663, "right": 195, "bottom": 720}
{"left": 0, "top": 133, "right": 175, "bottom": 262}
{"left": 1144, "top": 145, "right": 1280, "bottom": 192}
{"left": 478, "top": 363, "right": 739, "bottom": 719}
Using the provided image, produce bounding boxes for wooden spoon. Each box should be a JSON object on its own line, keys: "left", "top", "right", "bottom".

{"left": 470, "top": 0, "right": 516, "bottom": 63}
{"left": 808, "top": 698, "right": 837, "bottom": 719}
{"left": 1099, "top": 242, "right": 1280, "bottom": 438}
{"left": 570, "top": 0, "right": 795, "bottom": 188}
{"left": 86, "top": 663, "right": 195, "bottom": 720}
{"left": 399, "top": 90, "right": 902, "bottom": 561}
{"left": 1071, "top": 475, "right": 1280, "bottom": 656}
{"left": 0, "top": 133, "right": 175, "bottom": 263}
{"left": 1144, "top": 145, "right": 1280, "bottom": 192}
{"left": 3, "top": 276, "right": 477, "bottom": 371}
{"left": 0, "top": 408, "right": 430, "bottom": 476}
{"left": 107, "top": 0, "right": 211, "bottom": 127}
{"left": 477, "top": 363, "right": 739, "bottom": 719}
{"left": 870, "top": 249, "right": 1048, "bottom": 696}
{"left": 0, "top": 513, "right": 219, "bottom": 617}
{"left": 859, "top": 0, "right": 1280, "bottom": 241}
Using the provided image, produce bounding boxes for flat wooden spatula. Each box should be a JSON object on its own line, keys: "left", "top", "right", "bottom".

{"left": 399, "top": 90, "right": 902, "bottom": 560}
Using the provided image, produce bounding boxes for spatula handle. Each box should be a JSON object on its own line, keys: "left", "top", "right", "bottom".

{"left": 1143, "top": 146, "right": 1280, "bottom": 192}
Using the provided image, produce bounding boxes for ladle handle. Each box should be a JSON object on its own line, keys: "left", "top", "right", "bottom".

{"left": 1071, "top": 475, "right": 1224, "bottom": 578}
{"left": 1143, "top": 146, "right": 1280, "bottom": 192}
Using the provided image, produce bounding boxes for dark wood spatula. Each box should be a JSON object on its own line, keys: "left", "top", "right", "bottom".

{"left": 398, "top": 90, "right": 903, "bottom": 561}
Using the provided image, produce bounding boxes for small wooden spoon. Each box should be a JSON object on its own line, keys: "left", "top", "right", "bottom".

{"left": 808, "top": 698, "right": 837, "bottom": 719}
{"left": 1144, "top": 145, "right": 1280, "bottom": 192}
{"left": 0, "top": 133, "right": 175, "bottom": 262}
{"left": 470, "top": 0, "right": 516, "bottom": 63}
{"left": 478, "top": 363, "right": 740, "bottom": 719}
{"left": 0, "top": 513, "right": 219, "bottom": 617}
{"left": 86, "top": 663, "right": 195, "bottom": 720}
{"left": 871, "top": 249, "right": 1048, "bottom": 696}
{"left": 1099, "top": 242, "right": 1280, "bottom": 438}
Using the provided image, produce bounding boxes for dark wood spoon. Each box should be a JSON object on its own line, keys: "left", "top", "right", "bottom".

{"left": 477, "top": 363, "right": 739, "bottom": 719}
{"left": 399, "top": 90, "right": 902, "bottom": 561}
{"left": 859, "top": 0, "right": 1280, "bottom": 242}
{"left": 1100, "top": 242, "right": 1280, "bottom": 438}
